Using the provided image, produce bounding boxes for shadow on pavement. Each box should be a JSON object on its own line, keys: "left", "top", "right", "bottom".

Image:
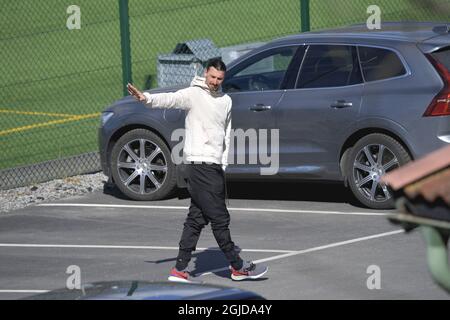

{"left": 103, "top": 179, "right": 363, "bottom": 208}
{"left": 145, "top": 248, "right": 230, "bottom": 280}
{"left": 145, "top": 246, "right": 268, "bottom": 281}
{"left": 230, "top": 181, "right": 359, "bottom": 204}
{"left": 180, "top": 181, "right": 361, "bottom": 207}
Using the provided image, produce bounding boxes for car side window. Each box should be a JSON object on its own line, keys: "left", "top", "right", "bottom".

{"left": 358, "top": 46, "right": 406, "bottom": 82}
{"left": 222, "top": 46, "right": 299, "bottom": 93}
{"left": 296, "top": 45, "right": 362, "bottom": 89}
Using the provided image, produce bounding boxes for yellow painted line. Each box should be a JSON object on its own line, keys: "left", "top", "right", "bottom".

{"left": 0, "top": 113, "right": 100, "bottom": 137}
{"left": 0, "top": 108, "right": 79, "bottom": 118}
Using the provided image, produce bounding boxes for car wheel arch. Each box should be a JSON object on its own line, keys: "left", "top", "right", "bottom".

{"left": 339, "top": 127, "right": 414, "bottom": 183}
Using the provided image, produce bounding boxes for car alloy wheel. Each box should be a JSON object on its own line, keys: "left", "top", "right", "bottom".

{"left": 352, "top": 144, "right": 399, "bottom": 203}
{"left": 117, "top": 138, "right": 167, "bottom": 195}
{"left": 110, "top": 129, "right": 177, "bottom": 200}
{"left": 346, "top": 133, "right": 411, "bottom": 209}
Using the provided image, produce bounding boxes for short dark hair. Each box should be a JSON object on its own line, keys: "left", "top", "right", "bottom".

{"left": 206, "top": 58, "right": 227, "bottom": 72}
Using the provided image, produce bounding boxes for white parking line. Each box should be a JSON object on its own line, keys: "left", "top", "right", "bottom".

{"left": 0, "top": 243, "right": 293, "bottom": 294}
{"left": 0, "top": 231, "right": 403, "bottom": 294}
{"left": 38, "top": 203, "right": 391, "bottom": 216}
{"left": 0, "top": 243, "right": 294, "bottom": 254}
{"left": 195, "top": 229, "right": 404, "bottom": 277}
{"left": 0, "top": 290, "right": 49, "bottom": 294}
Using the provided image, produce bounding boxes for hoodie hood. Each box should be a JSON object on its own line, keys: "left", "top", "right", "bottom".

{"left": 140, "top": 74, "right": 232, "bottom": 167}
{"left": 190, "top": 76, "right": 223, "bottom": 97}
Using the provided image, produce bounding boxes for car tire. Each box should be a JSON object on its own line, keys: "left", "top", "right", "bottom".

{"left": 110, "top": 129, "right": 177, "bottom": 201}
{"left": 345, "top": 133, "right": 411, "bottom": 209}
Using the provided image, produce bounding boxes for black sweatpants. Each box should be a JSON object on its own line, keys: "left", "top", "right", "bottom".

{"left": 175, "top": 163, "right": 243, "bottom": 271}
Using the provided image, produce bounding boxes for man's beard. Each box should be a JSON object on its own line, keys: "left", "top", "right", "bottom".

{"left": 208, "top": 84, "right": 219, "bottom": 92}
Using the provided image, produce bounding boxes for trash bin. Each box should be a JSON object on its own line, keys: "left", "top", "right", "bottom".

{"left": 157, "top": 38, "right": 221, "bottom": 88}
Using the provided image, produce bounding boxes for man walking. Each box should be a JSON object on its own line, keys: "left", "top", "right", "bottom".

{"left": 127, "top": 58, "right": 268, "bottom": 282}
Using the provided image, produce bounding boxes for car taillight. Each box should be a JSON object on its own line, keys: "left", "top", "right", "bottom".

{"left": 424, "top": 54, "right": 450, "bottom": 117}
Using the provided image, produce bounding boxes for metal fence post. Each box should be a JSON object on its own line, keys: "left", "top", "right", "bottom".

{"left": 119, "top": 0, "right": 132, "bottom": 96}
{"left": 301, "top": 0, "right": 310, "bottom": 32}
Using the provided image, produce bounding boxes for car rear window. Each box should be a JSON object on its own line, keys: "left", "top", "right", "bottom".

{"left": 430, "top": 46, "right": 450, "bottom": 72}
{"left": 358, "top": 46, "right": 407, "bottom": 82}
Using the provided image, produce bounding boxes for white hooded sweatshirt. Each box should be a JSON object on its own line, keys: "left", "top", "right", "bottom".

{"left": 143, "top": 76, "right": 232, "bottom": 168}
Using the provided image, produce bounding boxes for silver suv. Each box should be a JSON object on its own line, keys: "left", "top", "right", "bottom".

{"left": 99, "top": 22, "right": 450, "bottom": 209}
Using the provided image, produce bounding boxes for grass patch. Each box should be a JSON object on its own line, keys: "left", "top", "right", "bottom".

{"left": 1, "top": 0, "right": 448, "bottom": 170}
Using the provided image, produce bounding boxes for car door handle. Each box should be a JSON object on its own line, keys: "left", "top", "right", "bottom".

{"left": 330, "top": 100, "right": 353, "bottom": 109}
{"left": 249, "top": 104, "right": 272, "bottom": 112}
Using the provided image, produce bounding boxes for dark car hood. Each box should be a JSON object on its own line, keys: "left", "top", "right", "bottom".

{"left": 22, "top": 281, "right": 265, "bottom": 300}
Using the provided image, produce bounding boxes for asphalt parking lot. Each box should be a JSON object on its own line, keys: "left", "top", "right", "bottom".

{"left": 0, "top": 181, "right": 448, "bottom": 300}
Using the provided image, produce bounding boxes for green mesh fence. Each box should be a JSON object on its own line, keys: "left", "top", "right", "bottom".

{"left": 0, "top": 0, "right": 448, "bottom": 189}
{"left": 310, "top": 0, "right": 450, "bottom": 30}
{"left": 0, "top": 1, "right": 124, "bottom": 188}
{"left": 128, "top": 0, "right": 301, "bottom": 90}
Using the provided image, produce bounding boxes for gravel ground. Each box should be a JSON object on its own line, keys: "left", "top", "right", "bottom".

{"left": 0, "top": 172, "right": 108, "bottom": 214}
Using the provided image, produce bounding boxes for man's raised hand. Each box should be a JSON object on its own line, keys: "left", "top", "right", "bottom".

{"left": 127, "top": 83, "right": 146, "bottom": 102}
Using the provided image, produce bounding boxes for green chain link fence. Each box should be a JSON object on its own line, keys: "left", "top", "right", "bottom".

{"left": 309, "top": 0, "right": 450, "bottom": 31}
{"left": 0, "top": 0, "right": 449, "bottom": 189}
{"left": 0, "top": 0, "right": 123, "bottom": 189}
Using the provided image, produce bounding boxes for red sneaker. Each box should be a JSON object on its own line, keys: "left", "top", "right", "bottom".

{"left": 230, "top": 262, "right": 268, "bottom": 281}
{"left": 168, "top": 267, "right": 191, "bottom": 283}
